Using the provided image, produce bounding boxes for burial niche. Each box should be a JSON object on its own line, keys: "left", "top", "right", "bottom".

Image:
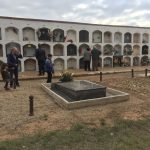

{"left": 124, "top": 32, "right": 132, "bottom": 43}
{"left": 5, "top": 27, "right": 19, "bottom": 41}
{"left": 53, "top": 29, "right": 64, "bottom": 42}
{"left": 24, "top": 59, "right": 36, "bottom": 71}
{"left": 92, "top": 30, "right": 102, "bottom": 43}
{"left": 67, "top": 58, "right": 77, "bottom": 69}
{"left": 37, "top": 27, "right": 51, "bottom": 41}
{"left": 53, "top": 44, "right": 64, "bottom": 56}
{"left": 114, "top": 32, "right": 122, "bottom": 43}
{"left": 23, "top": 44, "right": 36, "bottom": 57}
{"left": 79, "top": 30, "right": 89, "bottom": 42}
{"left": 104, "top": 31, "right": 112, "bottom": 43}
{"left": 67, "top": 44, "right": 77, "bottom": 56}
{"left": 23, "top": 27, "right": 35, "bottom": 41}
{"left": 54, "top": 58, "right": 64, "bottom": 71}
{"left": 6, "top": 42, "right": 21, "bottom": 56}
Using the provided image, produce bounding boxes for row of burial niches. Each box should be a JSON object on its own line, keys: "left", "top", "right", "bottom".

{"left": 0, "top": 27, "right": 150, "bottom": 43}
{"left": 0, "top": 42, "right": 150, "bottom": 58}
{"left": 0, "top": 55, "right": 149, "bottom": 72}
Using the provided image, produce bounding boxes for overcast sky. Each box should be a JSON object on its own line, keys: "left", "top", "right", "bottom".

{"left": 0, "top": 0, "right": 150, "bottom": 27}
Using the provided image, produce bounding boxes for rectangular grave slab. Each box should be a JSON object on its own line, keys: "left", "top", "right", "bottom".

{"left": 41, "top": 80, "right": 130, "bottom": 109}
{"left": 51, "top": 80, "right": 106, "bottom": 101}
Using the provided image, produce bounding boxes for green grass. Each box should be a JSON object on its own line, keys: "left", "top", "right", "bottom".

{"left": 0, "top": 117, "right": 150, "bottom": 150}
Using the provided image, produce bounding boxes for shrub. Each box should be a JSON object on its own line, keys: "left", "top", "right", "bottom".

{"left": 59, "top": 71, "right": 74, "bottom": 82}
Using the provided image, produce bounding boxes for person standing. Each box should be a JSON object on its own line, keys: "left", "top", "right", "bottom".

{"left": 7, "top": 47, "right": 22, "bottom": 87}
{"left": 83, "top": 48, "right": 91, "bottom": 71}
{"left": 44, "top": 54, "right": 54, "bottom": 83}
{"left": 35, "top": 44, "right": 46, "bottom": 76}
{"left": 91, "top": 46, "right": 101, "bottom": 71}
{"left": 1, "top": 63, "right": 11, "bottom": 90}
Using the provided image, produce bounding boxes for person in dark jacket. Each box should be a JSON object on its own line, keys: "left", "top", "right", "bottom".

{"left": 83, "top": 48, "right": 91, "bottom": 71}
{"left": 7, "top": 47, "right": 22, "bottom": 87}
{"left": 35, "top": 44, "right": 46, "bottom": 75}
{"left": 44, "top": 54, "right": 54, "bottom": 83}
{"left": 91, "top": 46, "right": 101, "bottom": 71}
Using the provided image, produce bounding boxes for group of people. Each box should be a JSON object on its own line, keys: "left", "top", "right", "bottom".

{"left": 83, "top": 46, "right": 101, "bottom": 71}
{"left": 0, "top": 44, "right": 54, "bottom": 90}
{"left": 35, "top": 44, "right": 54, "bottom": 83}
{"left": 0, "top": 47, "right": 22, "bottom": 90}
{"left": 0, "top": 45, "right": 100, "bottom": 90}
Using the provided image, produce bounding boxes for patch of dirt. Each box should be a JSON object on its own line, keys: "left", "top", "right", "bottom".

{"left": 0, "top": 71, "right": 150, "bottom": 141}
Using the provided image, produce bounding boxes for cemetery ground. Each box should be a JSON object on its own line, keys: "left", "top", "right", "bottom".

{"left": 0, "top": 67, "right": 150, "bottom": 149}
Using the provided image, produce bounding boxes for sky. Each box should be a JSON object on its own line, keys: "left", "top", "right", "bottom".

{"left": 0, "top": 0, "right": 150, "bottom": 27}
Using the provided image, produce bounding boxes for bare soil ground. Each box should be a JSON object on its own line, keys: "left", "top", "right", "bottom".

{"left": 0, "top": 67, "right": 150, "bottom": 141}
